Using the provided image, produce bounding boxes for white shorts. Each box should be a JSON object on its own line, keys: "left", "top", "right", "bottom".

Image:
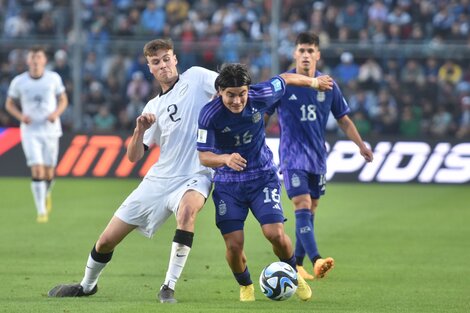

{"left": 21, "top": 135, "right": 59, "bottom": 167}
{"left": 114, "top": 173, "right": 212, "bottom": 238}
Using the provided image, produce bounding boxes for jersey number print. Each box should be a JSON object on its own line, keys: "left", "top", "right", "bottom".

{"left": 167, "top": 104, "right": 181, "bottom": 122}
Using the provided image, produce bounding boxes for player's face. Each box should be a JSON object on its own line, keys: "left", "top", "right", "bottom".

{"left": 146, "top": 49, "right": 178, "bottom": 85}
{"left": 27, "top": 51, "right": 47, "bottom": 77}
{"left": 293, "top": 43, "right": 320, "bottom": 74}
{"left": 220, "top": 86, "right": 249, "bottom": 113}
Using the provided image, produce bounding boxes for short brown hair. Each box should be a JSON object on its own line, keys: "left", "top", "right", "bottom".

{"left": 143, "top": 39, "right": 174, "bottom": 57}
{"left": 29, "top": 45, "right": 47, "bottom": 55}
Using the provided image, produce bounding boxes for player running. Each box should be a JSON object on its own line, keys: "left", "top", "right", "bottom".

{"left": 266, "top": 32, "right": 374, "bottom": 280}
{"left": 196, "top": 63, "right": 333, "bottom": 301}
{"left": 5, "top": 46, "right": 68, "bottom": 223}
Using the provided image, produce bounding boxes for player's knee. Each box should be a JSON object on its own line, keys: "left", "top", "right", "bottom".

{"left": 265, "top": 229, "right": 286, "bottom": 246}
{"left": 225, "top": 239, "right": 244, "bottom": 255}
{"left": 96, "top": 235, "right": 117, "bottom": 253}
{"left": 176, "top": 205, "right": 197, "bottom": 228}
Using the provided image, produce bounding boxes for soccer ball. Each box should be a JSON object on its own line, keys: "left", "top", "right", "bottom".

{"left": 259, "top": 261, "right": 298, "bottom": 301}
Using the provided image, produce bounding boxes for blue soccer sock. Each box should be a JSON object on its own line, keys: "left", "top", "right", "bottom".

{"left": 295, "top": 209, "right": 320, "bottom": 263}
{"left": 295, "top": 228, "right": 306, "bottom": 266}
{"left": 280, "top": 255, "right": 297, "bottom": 272}
{"left": 233, "top": 266, "right": 252, "bottom": 286}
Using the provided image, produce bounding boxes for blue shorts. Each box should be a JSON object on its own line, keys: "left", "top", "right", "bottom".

{"left": 212, "top": 173, "right": 286, "bottom": 235}
{"left": 283, "top": 169, "right": 326, "bottom": 200}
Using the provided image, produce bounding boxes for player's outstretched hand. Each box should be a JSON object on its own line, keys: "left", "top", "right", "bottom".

{"left": 361, "top": 147, "right": 374, "bottom": 162}
{"left": 225, "top": 153, "right": 247, "bottom": 171}
{"left": 315, "top": 75, "right": 333, "bottom": 91}
{"left": 136, "top": 113, "right": 156, "bottom": 131}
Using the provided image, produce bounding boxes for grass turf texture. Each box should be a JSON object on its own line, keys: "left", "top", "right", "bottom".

{"left": 0, "top": 178, "right": 469, "bottom": 313}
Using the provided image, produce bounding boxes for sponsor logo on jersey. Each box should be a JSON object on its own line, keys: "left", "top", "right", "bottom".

{"left": 218, "top": 200, "right": 227, "bottom": 216}
{"left": 197, "top": 129, "right": 207, "bottom": 143}
{"left": 288, "top": 94, "right": 297, "bottom": 101}
{"left": 271, "top": 78, "right": 282, "bottom": 92}
{"left": 221, "top": 126, "right": 231, "bottom": 133}
{"left": 252, "top": 112, "right": 261, "bottom": 123}
{"left": 291, "top": 173, "right": 301, "bottom": 187}
{"left": 317, "top": 92, "right": 325, "bottom": 102}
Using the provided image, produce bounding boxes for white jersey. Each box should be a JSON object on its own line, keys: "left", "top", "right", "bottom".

{"left": 142, "top": 66, "right": 218, "bottom": 179}
{"left": 7, "top": 70, "right": 66, "bottom": 137}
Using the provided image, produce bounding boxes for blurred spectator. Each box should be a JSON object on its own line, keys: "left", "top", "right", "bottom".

{"left": 438, "top": 60, "right": 463, "bottom": 85}
{"left": 4, "top": 10, "right": 33, "bottom": 37}
{"left": 429, "top": 104, "right": 454, "bottom": 137}
{"left": 456, "top": 96, "right": 470, "bottom": 138}
{"left": 52, "top": 49, "right": 71, "bottom": 83}
{"left": 399, "top": 105, "right": 422, "bottom": 137}
{"left": 93, "top": 105, "right": 116, "bottom": 132}
{"left": 140, "top": 1, "right": 166, "bottom": 35}
{"left": 358, "top": 58, "right": 383, "bottom": 91}
{"left": 333, "top": 52, "right": 359, "bottom": 86}
{"left": 351, "top": 111, "right": 372, "bottom": 136}
{"left": 126, "top": 71, "right": 150, "bottom": 103}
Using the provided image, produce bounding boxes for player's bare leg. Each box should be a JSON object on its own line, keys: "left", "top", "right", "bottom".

{"left": 223, "top": 230, "right": 255, "bottom": 301}
{"left": 48, "top": 217, "right": 136, "bottom": 297}
{"left": 159, "top": 190, "right": 205, "bottom": 303}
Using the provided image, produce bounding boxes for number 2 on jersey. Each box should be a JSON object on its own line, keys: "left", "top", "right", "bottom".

{"left": 167, "top": 104, "right": 181, "bottom": 122}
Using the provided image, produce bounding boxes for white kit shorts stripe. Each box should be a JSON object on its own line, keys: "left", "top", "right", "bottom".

{"left": 114, "top": 173, "right": 212, "bottom": 238}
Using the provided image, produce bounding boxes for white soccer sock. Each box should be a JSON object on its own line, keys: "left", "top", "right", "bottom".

{"left": 31, "top": 181, "right": 47, "bottom": 215}
{"left": 81, "top": 254, "right": 108, "bottom": 293}
{"left": 163, "top": 242, "right": 191, "bottom": 290}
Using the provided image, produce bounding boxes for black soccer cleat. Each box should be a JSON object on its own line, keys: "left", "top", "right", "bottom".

{"left": 157, "top": 284, "right": 177, "bottom": 303}
{"left": 48, "top": 283, "right": 98, "bottom": 297}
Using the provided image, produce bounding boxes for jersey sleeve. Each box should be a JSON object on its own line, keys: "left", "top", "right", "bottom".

{"left": 331, "top": 81, "right": 351, "bottom": 119}
{"left": 196, "top": 105, "right": 216, "bottom": 152}
{"left": 7, "top": 76, "right": 20, "bottom": 99}
{"left": 187, "top": 66, "right": 218, "bottom": 97}
{"left": 249, "top": 76, "right": 286, "bottom": 110}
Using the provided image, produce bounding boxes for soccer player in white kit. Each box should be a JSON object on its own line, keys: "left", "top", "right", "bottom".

{"left": 48, "top": 39, "right": 218, "bottom": 304}
{"left": 5, "top": 46, "right": 68, "bottom": 223}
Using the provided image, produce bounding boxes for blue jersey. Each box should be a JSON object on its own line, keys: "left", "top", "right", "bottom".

{"left": 198, "top": 76, "right": 286, "bottom": 182}
{"left": 268, "top": 69, "right": 350, "bottom": 174}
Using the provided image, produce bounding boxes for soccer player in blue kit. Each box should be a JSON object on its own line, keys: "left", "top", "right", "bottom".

{"left": 266, "top": 32, "right": 374, "bottom": 280}
{"left": 196, "top": 63, "right": 333, "bottom": 301}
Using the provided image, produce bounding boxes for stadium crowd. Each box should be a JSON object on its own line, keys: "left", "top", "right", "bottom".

{"left": 1, "top": 0, "right": 469, "bottom": 138}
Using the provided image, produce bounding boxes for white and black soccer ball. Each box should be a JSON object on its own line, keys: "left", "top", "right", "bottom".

{"left": 259, "top": 261, "right": 298, "bottom": 301}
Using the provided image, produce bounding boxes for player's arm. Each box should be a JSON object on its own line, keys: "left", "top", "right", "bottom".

{"left": 48, "top": 92, "right": 68, "bottom": 122}
{"left": 127, "top": 113, "right": 156, "bottom": 162}
{"left": 279, "top": 73, "right": 333, "bottom": 91}
{"left": 5, "top": 96, "right": 31, "bottom": 124}
{"left": 337, "top": 115, "right": 374, "bottom": 162}
{"left": 199, "top": 151, "right": 247, "bottom": 171}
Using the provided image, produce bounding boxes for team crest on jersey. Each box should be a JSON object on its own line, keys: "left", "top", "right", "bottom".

{"left": 317, "top": 92, "right": 325, "bottom": 102}
{"left": 252, "top": 112, "right": 261, "bottom": 123}
{"left": 218, "top": 200, "right": 227, "bottom": 216}
{"left": 179, "top": 83, "right": 189, "bottom": 96}
{"left": 291, "top": 173, "right": 301, "bottom": 188}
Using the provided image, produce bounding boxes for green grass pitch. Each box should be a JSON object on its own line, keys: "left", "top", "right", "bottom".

{"left": 0, "top": 177, "right": 469, "bottom": 313}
